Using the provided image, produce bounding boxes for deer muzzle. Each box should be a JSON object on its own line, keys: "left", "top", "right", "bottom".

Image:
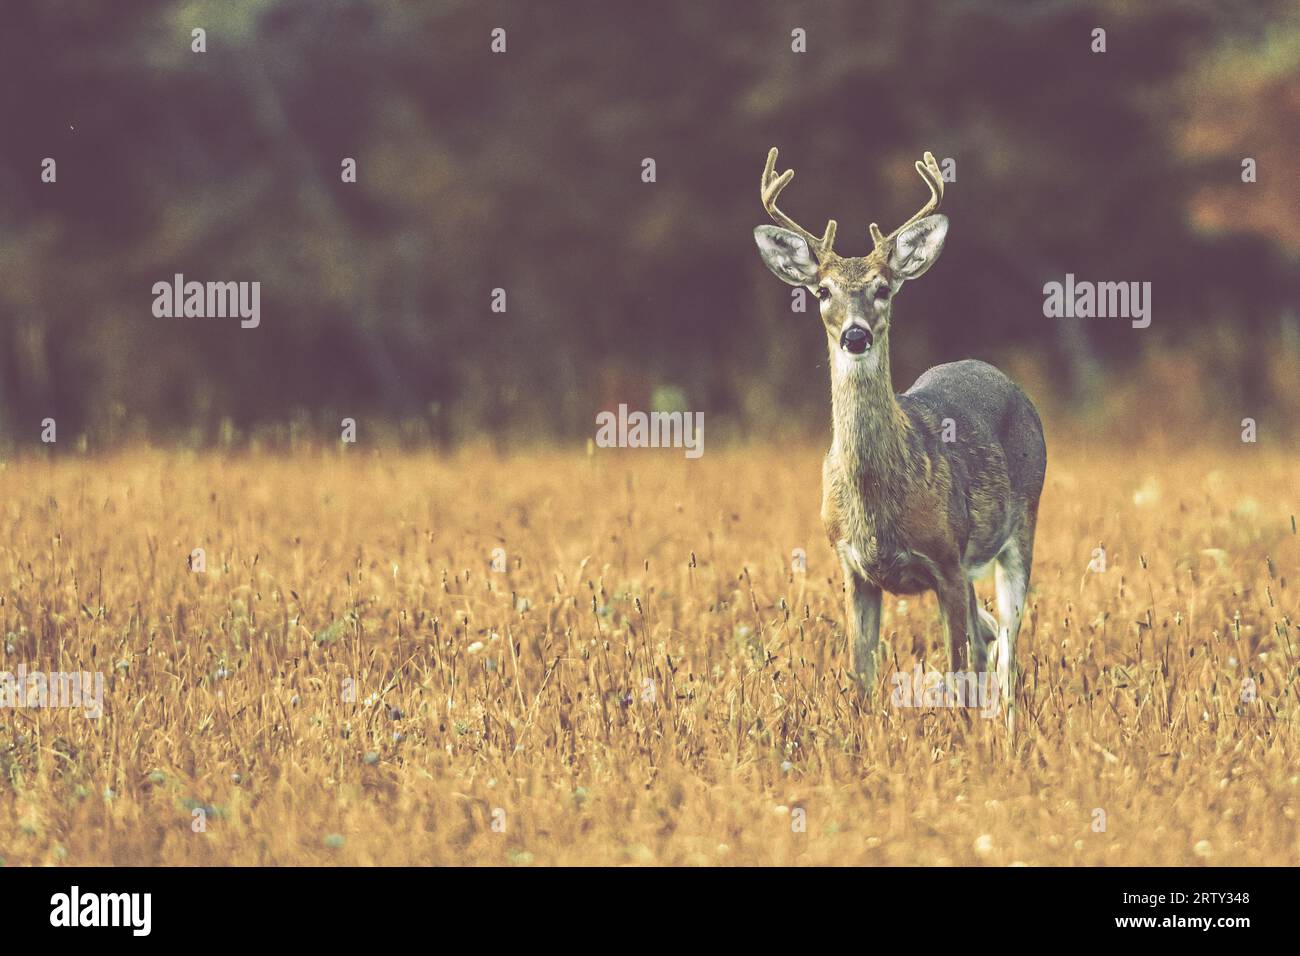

{"left": 839, "top": 324, "right": 874, "bottom": 355}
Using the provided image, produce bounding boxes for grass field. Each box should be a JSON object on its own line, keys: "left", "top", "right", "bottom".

{"left": 0, "top": 443, "right": 1296, "bottom": 865}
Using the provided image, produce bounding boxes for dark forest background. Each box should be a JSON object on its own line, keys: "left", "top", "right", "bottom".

{"left": 2, "top": 0, "right": 1299, "bottom": 449}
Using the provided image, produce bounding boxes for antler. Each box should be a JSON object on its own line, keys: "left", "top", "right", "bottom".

{"left": 869, "top": 150, "right": 943, "bottom": 253}
{"left": 761, "top": 147, "right": 837, "bottom": 258}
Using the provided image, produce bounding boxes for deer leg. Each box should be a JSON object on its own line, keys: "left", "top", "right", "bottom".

{"left": 935, "top": 576, "right": 974, "bottom": 673}
{"left": 968, "top": 583, "right": 994, "bottom": 672}
{"left": 993, "top": 540, "right": 1029, "bottom": 732}
{"left": 843, "top": 566, "right": 882, "bottom": 695}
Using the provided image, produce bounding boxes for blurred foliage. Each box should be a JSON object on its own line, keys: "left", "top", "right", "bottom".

{"left": 1, "top": 0, "right": 1298, "bottom": 446}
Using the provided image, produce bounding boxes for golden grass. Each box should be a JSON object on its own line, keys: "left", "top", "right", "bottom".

{"left": 0, "top": 443, "right": 1296, "bottom": 865}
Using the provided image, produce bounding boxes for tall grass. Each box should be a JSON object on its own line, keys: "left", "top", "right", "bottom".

{"left": 0, "top": 443, "right": 1295, "bottom": 864}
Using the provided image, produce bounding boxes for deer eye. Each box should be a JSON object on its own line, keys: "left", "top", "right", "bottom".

{"left": 874, "top": 284, "right": 890, "bottom": 301}
{"left": 816, "top": 286, "right": 831, "bottom": 300}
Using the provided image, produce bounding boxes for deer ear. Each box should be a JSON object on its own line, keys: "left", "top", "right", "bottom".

{"left": 889, "top": 214, "right": 948, "bottom": 281}
{"left": 754, "top": 225, "right": 820, "bottom": 286}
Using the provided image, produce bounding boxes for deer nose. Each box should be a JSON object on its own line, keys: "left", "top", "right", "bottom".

{"left": 840, "top": 325, "right": 873, "bottom": 354}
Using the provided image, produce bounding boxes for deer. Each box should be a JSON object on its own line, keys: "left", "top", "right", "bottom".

{"left": 753, "top": 147, "right": 1046, "bottom": 729}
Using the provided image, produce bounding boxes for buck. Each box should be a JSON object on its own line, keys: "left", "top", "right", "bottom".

{"left": 753, "top": 148, "right": 1046, "bottom": 728}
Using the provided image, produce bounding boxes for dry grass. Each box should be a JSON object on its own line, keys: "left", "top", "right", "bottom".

{"left": 0, "top": 442, "right": 1296, "bottom": 865}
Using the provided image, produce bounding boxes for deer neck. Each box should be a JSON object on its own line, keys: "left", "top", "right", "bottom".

{"left": 828, "top": 337, "right": 911, "bottom": 508}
